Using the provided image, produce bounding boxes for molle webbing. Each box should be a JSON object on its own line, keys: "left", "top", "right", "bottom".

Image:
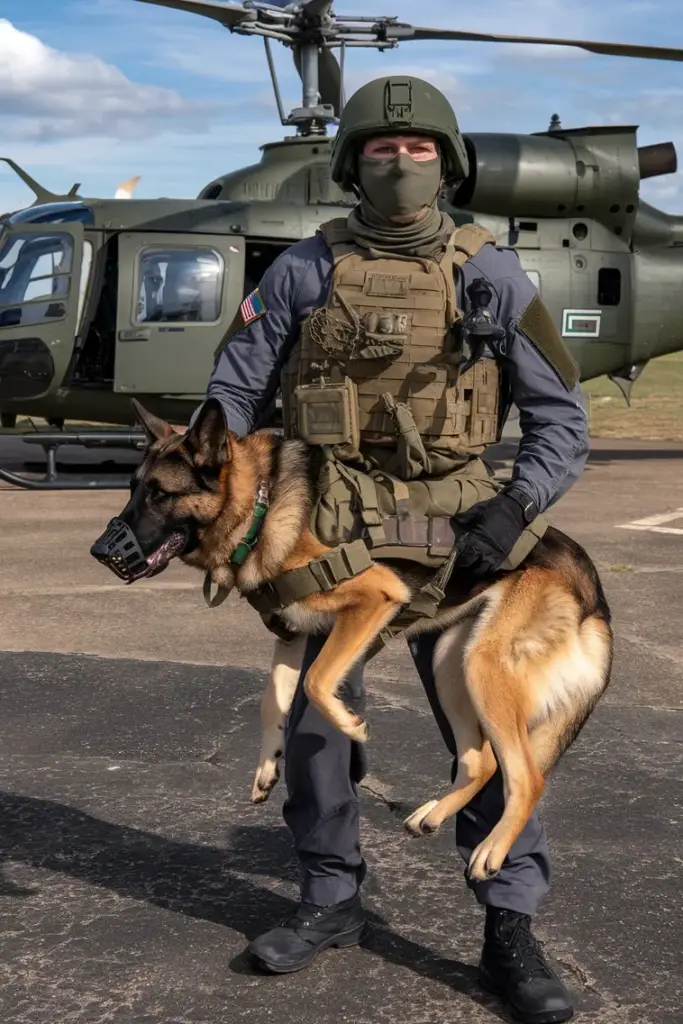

{"left": 307, "top": 453, "right": 549, "bottom": 570}
{"left": 245, "top": 454, "right": 547, "bottom": 645}
{"left": 281, "top": 219, "right": 500, "bottom": 462}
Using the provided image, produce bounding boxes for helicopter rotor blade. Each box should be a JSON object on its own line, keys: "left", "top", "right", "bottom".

{"left": 132, "top": 0, "right": 255, "bottom": 30}
{"left": 386, "top": 25, "right": 683, "bottom": 63}
{"left": 114, "top": 175, "right": 142, "bottom": 200}
{"left": 318, "top": 45, "right": 342, "bottom": 114}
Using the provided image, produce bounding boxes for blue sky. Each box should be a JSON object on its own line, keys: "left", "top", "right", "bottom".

{"left": 2, "top": 0, "right": 683, "bottom": 213}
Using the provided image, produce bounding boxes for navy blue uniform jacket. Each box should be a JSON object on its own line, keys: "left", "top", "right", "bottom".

{"left": 203, "top": 233, "right": 589, "bottom": 512}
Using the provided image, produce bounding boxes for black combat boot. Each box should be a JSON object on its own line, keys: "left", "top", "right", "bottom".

{"left": 247, "top": 895, "right": 366, "bottom": 974}
{"left": 479, "top": 907, "right": 573, "bottom": 1023}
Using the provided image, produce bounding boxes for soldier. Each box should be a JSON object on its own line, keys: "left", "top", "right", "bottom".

{"left": 200, "top": 77, "right": 587, "bottom": 1024}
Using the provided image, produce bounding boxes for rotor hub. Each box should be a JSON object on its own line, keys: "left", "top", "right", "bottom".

{"left": 133, "top": 0, "right": 683, "bottom": 140}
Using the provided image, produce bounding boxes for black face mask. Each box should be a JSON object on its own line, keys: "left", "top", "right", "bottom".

{"left": 358, "top": 153, "right": 442, "bottom": 219}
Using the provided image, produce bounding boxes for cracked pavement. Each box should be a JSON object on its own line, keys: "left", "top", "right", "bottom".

{"left": 0, "top": 433, "right": 682, "bottom": 1023}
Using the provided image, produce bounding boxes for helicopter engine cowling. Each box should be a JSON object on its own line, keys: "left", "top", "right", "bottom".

{"left": 452, "top": 127, "right": 673, "bottom": 239}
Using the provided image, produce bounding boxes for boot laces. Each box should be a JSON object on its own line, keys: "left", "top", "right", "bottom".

{"left": 279, "top": 901, "right": 339, "bottom": 946}
{"left": 283, "top": 902, "right": 326, "bottom": 929}
{"left": 500, "top": 915, "right": 553, "bottom": 980}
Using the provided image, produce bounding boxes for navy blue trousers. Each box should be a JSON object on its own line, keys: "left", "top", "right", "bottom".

{"left": 282, "top": 632, "right": 550, "bottom": 916}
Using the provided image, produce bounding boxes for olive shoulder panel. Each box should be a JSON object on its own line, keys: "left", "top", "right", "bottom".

{"left": 518, "top": 294, "right": 580, "bottom": 391}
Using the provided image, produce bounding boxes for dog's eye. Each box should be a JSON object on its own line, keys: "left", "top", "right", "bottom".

{"left": 147, "top": 480, "right": 165, "bottom": 500}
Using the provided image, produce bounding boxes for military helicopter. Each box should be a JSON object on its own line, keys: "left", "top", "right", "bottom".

{"left": 0, "top": 164, "right": 143, "bottom": 430}
{"left": 1, "top": 0, "right": 683, "bottom": 444}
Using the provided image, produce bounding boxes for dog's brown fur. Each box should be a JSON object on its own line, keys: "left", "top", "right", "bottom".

{"left": 118, "top": 399, "right": 613, "bottom": 881}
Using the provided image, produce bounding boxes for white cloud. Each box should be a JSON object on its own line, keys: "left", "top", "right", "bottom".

{"left": 0, "top": 18, "right": 206, "bottom": 142}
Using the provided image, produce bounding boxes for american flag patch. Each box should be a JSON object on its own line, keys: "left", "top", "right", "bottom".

{"left": 240, "top": 288, "right": 265, "bottom": 325}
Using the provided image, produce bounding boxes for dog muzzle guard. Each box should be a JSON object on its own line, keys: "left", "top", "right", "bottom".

{"left": 90, "top": 517, "right": 189, "bottom": 583}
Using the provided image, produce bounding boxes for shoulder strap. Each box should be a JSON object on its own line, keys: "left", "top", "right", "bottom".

{"left": 440, "top": 222, "right": 497, "bottom": 322}
{"left": 318, "top": 217, "right": 354, "bottom": 245}
{"left": 317, "top": 217, "right": 360, "bottom": 266}
{"left": 447, "top": 223, "right": 497, "bottom": 267}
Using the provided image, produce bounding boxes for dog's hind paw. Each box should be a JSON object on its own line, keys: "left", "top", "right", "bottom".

{"left": 346, "top": 716, "right": 369, "bottom": 743}
{"left": 251, "top": 760, "right": 280, "bottom": 804}
{"left": 404, "top": 799, "right": 439, "bottom": 836}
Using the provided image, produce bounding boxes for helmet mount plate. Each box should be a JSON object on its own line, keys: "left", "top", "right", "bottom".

{"left": 384, "top": 81, "right": 414, "bottom": 126}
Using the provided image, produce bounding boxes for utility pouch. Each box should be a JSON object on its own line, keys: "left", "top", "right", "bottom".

{"left": 294, "top": 376, "right": 360, "bottom": 448}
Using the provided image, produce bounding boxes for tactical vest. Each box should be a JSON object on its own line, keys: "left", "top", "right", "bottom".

{"left": 280, "top": 218, "right": 501, "bottom": 475}
{"left": 244, "top": 220, "right": 549, "bottom": 648}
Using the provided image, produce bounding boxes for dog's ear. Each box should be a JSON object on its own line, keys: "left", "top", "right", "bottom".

{"left": 185, "top": 398, "right": 229, "bottom": 468}
{"left": 132, "top": 399, "right": 174, "bottom": 444}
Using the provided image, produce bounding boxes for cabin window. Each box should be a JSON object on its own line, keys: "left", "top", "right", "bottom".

{"left": 0, "top": 231, "right": 73, "bottom": 327}
{"left": 135, "top": 247, "right": 224, "bottom": 324}
{"left": 598, "top": 267, "right": 621, "bottom": 306}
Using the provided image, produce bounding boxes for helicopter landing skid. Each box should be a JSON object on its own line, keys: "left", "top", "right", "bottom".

{"left": 0, "top": 432, "right": 146, "bottom": 490}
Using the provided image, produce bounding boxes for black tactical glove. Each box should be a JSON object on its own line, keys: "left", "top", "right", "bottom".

{"left": 450, "top": 487, "right": 538, "bottom": 577}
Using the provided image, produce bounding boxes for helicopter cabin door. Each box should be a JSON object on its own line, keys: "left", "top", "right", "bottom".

{"left": 114, "top": 233, "right": 245, "bottom": 396}
{"left": 0, "top": 222, "right": 85, "bottom": 402}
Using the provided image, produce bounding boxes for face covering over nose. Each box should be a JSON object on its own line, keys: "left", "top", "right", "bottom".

{"left": 358, "top": 152, "right": 442, "bottom": 219}
{"left": 348, "top": 151, "right": 455, "bottom": 259}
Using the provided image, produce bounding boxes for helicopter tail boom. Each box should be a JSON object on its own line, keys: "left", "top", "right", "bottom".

{"left": 633, "top": 200, "right": 683, "bottom": 248}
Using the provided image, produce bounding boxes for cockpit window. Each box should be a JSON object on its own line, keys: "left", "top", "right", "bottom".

{"left": 136, "top": 247, "right": 224, "bottom": 324}
{"left": 9, "top": 202, "right": 94, "bottom": 225}
{"left": 0, "top": 231, "right": 73, "bottom": 327}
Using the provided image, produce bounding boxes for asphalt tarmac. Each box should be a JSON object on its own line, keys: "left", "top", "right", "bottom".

{"left": 0, "top": 429, "right": 682, "bottom": 1024}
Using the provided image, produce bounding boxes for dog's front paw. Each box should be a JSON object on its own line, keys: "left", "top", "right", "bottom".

{"left": 251, "top": 759, "right": 280, "bottom": 804}
{"left": 467, "top": 835, "right": 506, "bottom": 880}
{"left": 404, "top": 799, "right": 439, "bottom": 836}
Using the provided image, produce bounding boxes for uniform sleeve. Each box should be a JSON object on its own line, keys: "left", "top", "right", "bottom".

{"left": 503, "top": 334, "right": 589, "bottom": 510}
{"left": 463, "top": 246, "right": 589, "bottom": 512}
{"left": 196, "top": 235, "right": 331, "bottom": 437}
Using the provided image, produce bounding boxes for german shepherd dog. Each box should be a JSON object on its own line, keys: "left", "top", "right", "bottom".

{"left": 91, "top": 398, "right": 613, "bottom": 882}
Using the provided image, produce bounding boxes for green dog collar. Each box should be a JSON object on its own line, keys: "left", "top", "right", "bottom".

{"left": 231, "top": 484, "right": 269, "bottom": 567}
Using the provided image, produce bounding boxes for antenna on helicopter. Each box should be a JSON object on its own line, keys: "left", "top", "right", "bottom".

{"left": 548, "top": 113, "right": 562, "bottom": 132}
{"left": 135, "top": 0, "right": 683, "bottom": 139}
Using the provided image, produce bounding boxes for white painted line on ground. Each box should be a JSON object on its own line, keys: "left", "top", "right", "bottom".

{"left": 616, "top": 508, "right": 683, "bottom": 535}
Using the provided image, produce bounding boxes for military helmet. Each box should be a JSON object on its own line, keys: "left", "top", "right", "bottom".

{"left": 330, "top": 76, "right": 470, "bottom": 190}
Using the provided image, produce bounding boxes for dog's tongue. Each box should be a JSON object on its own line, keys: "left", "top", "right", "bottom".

{"left": 146, "top": 531, "right": 186, "bottom": 572}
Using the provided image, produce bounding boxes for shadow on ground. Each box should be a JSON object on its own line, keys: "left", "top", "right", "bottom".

{"left": 0, "top": 792, "right": 511, "bottom": 1020}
